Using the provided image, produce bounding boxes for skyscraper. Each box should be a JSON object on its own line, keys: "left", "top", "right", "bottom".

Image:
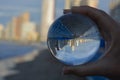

{"left": 17, "top": 12, "right": 37, "bottom": 41}
{"left": 73, "top": 0, "right": 81, "bottom": 6}
{"left": 65, "top": 0, "right": 88, "bottom": 8}
{"left": 87, "top": 0, "right": 99, "bottom": 8}
{"left": 65, "top": 0, "right": 71, "bottom": 9}
{"left": 21, "top": 22, "right": 37, "bottom": 41}
{"left": 72, "top": 0, "right": 98, "bottom": 8}
{"left": 15, "top": 16, "right": 22, "bottom": 40}
{"left": 21, "top": 12, "right": 30, "bottom": 23}
{"left": 5, "top": 22, "right": 13, "bottom": 40}
{"left": 110, "top": 0, "right": 120, "bottom": 22}
{"left": 72, "top": 0, "right": 88, "bottom": 6}
{"left": 0, "top": 24, "right": 4, "bottom": 39}
{"left": 110, "top": 0, "right": 120, "bottom": 10}
{"left": 10, "top": 16, "right": 22, "bottom": 40}
{"left": 40, "top": 0, "right": 55, "bottom": 42}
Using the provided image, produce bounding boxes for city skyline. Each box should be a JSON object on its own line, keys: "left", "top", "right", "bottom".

{"left": 0, "top": 0, "right": 114, "bottom": 27}
{"left": 0, "top": 12, "right": 38, "bottom": 41}
{"left": 0, "top": 0, "right": 64, "bottom": 26}
{"left": 0, "top": 0, "right": 119, "bottom": 42}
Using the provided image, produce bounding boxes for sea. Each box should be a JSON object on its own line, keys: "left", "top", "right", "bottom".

{"left": 0, "top": 41, "right": 40, "bottom": 60}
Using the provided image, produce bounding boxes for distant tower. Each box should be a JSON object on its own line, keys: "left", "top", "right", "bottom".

{"left": 72, "top": 0, "right": 98, "bottom": 8}
{"left": 72, "top": 0, "right": 81, "bottom": 6}
{"left": 72, "top": 0, "right": 88, "bottom": 6}
{"left": 0, "top": 24, "right": 4, "bottom": 39}
{"left": 21, "top": 12, "right": 30, "bottom": 23}
{"left": 110, "top": 0, "right": 120, "bottom": 10}
{"left": 110, "top": 0, "right": 120, "bottom": 22}
{"left": 40, "top": 0, "right": 55, "bottom": 42}
{"left": 87, "top": 0, "right": 99, "bottom": 8}
{"left": 65, "top": 0, "right": 72, "bottom": 9}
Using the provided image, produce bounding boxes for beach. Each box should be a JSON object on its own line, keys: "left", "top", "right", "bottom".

{"left": 0, "top": 41, "right": 85, "bottom": 80}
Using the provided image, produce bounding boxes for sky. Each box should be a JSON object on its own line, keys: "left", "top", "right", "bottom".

{"left": 98, "top": 0, "right": 112, "bottom": 13}
{"left": 0, "top": 0, "right": 41, "bottom": 26}
{"left": 0, "top": 0, "right": 113, "bottom": 27}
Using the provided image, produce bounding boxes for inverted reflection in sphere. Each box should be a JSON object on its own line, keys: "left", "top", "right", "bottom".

{"left": 47, "top": 14, "right": 105, "bottom": 65}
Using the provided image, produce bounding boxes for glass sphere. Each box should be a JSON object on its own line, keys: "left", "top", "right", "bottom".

{"left": 47, "top": 13, "right": 105, "bottom": 65}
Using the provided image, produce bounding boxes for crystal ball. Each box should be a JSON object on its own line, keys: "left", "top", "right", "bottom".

{"left": 47, "top": 13, "right": 105, "bottom": 65}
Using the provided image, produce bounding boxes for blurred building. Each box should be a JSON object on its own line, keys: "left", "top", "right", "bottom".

{"left": 0, "top": 24, "right": 4, "bottom": 39}
{"left": 65, "top": 0, "right": 71, "bottom": 9}
{"left": 20, "top": 12, "right": 38, "bottom": 41}
{"left": 5, "top": 16, "right": 22, "bottom": 40}
{"left": 5, "top": 12, "right": 38, "bottom": 41}
{"left": 21, "top": 22, "right": 37, "bottom": 41}
{"left": 21, "top": 12, "right": 30, "bottom": 23}
{"left": 110, "top": 0, "right": 120, "bottom": 10}
{"left": 65, "top": 0, "right": 98, "bottom": 8}
{"left": 14, "top": 16, "right": 22, "bottom": 40}
{"left": 5, "top": 21, "right": 15, "bottom": 40}
{"left": 72, "top": 0, "right": 88, "bottom": 6}
{"left": 110, "top": 0, "right": 120, "bottom": 22}
{"left": 11, "top": 17, "right": 20, "bottom": 40}
{"left": 87, "top": 0, "right": 99, "bottom": 8}
{"left": 40, "top": 0, "right": 55, "bottom": 42}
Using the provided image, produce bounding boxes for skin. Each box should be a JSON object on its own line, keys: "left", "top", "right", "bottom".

{"left": 63, "top": 6, "right": 120, "bottom": 80}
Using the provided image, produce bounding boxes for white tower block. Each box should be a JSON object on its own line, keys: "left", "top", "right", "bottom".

{"left": 65, "top": 0, "right": 71, "bottom": 9}
{"left": 40, "top": 0, "right": 55, "bottom": 42}
{"left": 87, "top": 0, "right": 99, "bottom": 8}
{"left": 73, "top": 0, "right": 81, "bottom": 6}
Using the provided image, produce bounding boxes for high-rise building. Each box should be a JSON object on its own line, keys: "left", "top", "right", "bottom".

{"left": 5, "top": 12, "right": 31, "bottom": 41}
{"left": 5, "top": 17, "right": 18, "bottom": 40}
{"left": 73, "top": 0, "right": 81, "bottom": 6}
{"left": 0, "top": 24, "right": 4, "bottom": 39}
{"left": 11, "top": 17, "right": 18, "bottom": 40}
{"left": 15, "top": 12, "right": 32, "bottom": 40}
{"left": 110, "top": 0, "right": 120, "bottom": 22}
{"left": 21, "top": 22, "right": 37, "bottom": 41}
{"left": 14, "top": 16, "right": 22, "bottom": 40}
{"left": 40, "top": 0, "right": 55, "bottom": 42}
{"left": 6, "top": 17, "right": 22, "bottom": 40}
{"left": 65, "top": 0, "right": 71, "bottom": 9}
{"left": 72, "top": 0, "right": 88, "bottom": 6}
{"left": 72, "top": 0, "right": 98, "bottom": 8}
{"left": 110, "top": 0, "right": 120, "bottom": 10}
{"left": 21, "top": 12, "right": 30, "bottom": 23}
{"left": 5, "top": 22, "right": 14, "bottom": 40}
{"left": 87, "top": 0, "right": 99, "bottom": 8}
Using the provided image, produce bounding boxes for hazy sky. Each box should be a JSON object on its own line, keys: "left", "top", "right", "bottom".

{"left": 0, "top": 0, "right": 41, "bottom": 26}
{"left": 98, "top": 0, "right": 112, "bottom": 13}
{"left": 0, "top": 0, "right": 112, "bottom": 26}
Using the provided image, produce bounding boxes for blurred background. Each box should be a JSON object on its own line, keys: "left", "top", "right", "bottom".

{"left": 0, "top": 0, "right": 119, "bottom": 80}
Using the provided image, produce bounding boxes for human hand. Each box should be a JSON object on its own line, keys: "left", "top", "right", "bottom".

{"left": 63, "top": 6, "right": 120, "bottom": 79}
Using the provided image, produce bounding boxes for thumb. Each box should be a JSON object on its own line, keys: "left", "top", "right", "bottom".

{"left": 63, "top": 61, "right": 106, "bottom": 76}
